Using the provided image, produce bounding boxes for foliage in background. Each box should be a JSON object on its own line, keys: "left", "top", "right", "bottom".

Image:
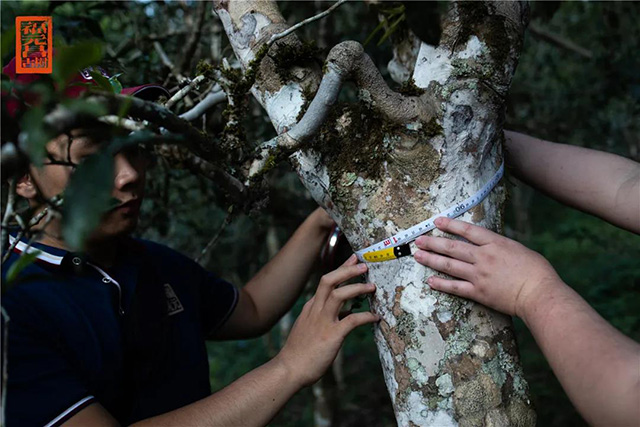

{"left": 2, "top": 1, "right": 638, "bottom": 426}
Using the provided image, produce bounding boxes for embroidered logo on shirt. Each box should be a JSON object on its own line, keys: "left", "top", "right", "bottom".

{"left": 163, "top": 283, "right": 184, "bottom": 316}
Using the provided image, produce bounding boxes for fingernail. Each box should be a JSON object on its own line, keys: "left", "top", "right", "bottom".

{"left": 427, "top": 277, "right": 434, "bottom": 284}
{"left": 358, "top": 263, "right": 368, "bottom": 272}
{"left": 368, "top": 282, "right": 376, "bottom": 289}
{"left": 434, "top": 217, "right": 444, "bottom": 226}
{"left": 415, "top": 236, "right": 425, "bottom": 246}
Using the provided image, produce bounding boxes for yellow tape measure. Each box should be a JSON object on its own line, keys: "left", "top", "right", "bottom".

{"left": 355, "top": 162, "right": 504, "bottom": 263}
{"left": 361, "top": 244, "right": 411, "bottom": 262}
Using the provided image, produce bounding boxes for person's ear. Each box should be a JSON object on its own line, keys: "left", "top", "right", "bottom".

{"left": 16, "top": 174, "right": 37, "bottom": 199}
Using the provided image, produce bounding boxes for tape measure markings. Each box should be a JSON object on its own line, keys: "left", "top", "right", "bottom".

{"left": 356, "top": 162, "right": 504, "bottom": 263}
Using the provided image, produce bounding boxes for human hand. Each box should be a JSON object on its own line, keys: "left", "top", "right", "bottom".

{"left": 276, "top": 254, "right": 378, "bottom": 387}
{"left": 413, "top": 217, "right": 561, "bottom": 319}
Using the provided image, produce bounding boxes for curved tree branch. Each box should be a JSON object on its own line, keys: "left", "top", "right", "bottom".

{"left": 246, "top": 40, "right": 433, "bottom": 179}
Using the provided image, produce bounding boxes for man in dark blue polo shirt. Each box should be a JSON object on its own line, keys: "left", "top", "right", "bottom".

{"left": 2, "top": 60, "right": 379, "bottom": 426}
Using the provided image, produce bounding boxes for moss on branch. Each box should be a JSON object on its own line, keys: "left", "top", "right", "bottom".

{"left": 270, "top": 40, "right": 322, "bottom": 84}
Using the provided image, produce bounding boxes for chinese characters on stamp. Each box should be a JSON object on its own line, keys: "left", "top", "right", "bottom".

{"left": 16, "top": 16, "right": 52, "bottom": 74}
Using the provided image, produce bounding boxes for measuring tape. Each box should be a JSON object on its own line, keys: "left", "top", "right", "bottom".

{"left": 355, "top": 161, "right": 504, "bottom": 263}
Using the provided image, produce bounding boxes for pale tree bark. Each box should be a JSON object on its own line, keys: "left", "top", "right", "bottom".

{"left": 213, "top": 1, "right": 534, "bottom": 425}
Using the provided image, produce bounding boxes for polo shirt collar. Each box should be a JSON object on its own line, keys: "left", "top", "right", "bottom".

{"left": 8, "top": 234, "right": 144, "bottom": 317}
{"left": 9, "top": 234, "right": 67, "bottom": 267}
{"left": 8, "top": 234, "right": 145, "bottom": 271}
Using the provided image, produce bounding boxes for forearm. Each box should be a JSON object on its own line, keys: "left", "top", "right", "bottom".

{"left": 132, "top": 357, "right": 300, "bottom": 427}
{"left": 504, "top": 130, "right": 640, "bottom": 233}
{"left": 243, "top": 211, "right": 330, "bottom": 328}
{"left": 523, "top": 279, "right": 640, "bottom": 427}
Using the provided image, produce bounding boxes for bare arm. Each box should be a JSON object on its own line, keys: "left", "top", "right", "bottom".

{"left": 523, "top": 277, "right": 640, "bottom": 427}
{"left": 414, "top": 218, "right": 640, "bottom": 427}
{"left": 63, "top": 257, "right": 378, "bottom": 427}
{"left": 131, "top": 357, "right": 299, "bottom": 427}
{"left": 214, "top": 207, "right": 334, "bottom": 339}
{"left": 64, "top": 358, "right": 297, "bottom": 427}
{"left": 504, "top": 130, "right": 640, "bottom": 233}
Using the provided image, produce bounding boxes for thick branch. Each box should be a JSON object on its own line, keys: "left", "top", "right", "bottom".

{"left": 327, "top": 41, "right": 432, "bottom": 124}
{"left": 416, "top": 1, "right": 529, "bottom": 97}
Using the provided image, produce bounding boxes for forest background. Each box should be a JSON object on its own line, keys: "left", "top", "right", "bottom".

{"left": 1, "top": 1, "right": 638, "bottom": 426}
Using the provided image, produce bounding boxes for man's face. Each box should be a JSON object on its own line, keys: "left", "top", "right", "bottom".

{"left": 23, "top": 127, "right": 148, "bottom": 242}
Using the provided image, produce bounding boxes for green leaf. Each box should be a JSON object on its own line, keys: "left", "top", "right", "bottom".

{"left": 109, "top": 73, "right": 123, "bottom": 94}
{"left": 52, "top": 42, "right": 104, "bottom": 87}
{"left": 5, "top": 251, "right": 41, "bottom": 286}
{"left": 88, "top": 69, "right": 114, "bottom": 93}
{"left": 62, "top": 150, "right": 114, "bottom": 250}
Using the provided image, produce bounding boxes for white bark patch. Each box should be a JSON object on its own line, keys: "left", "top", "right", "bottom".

{"left": 458, "top": 35, "right": 485, "bottom": 59}
{"left": 413, "top": 43, "right": 453, "bottom": 88}
{"left": 263, "top": 84, "right": 305, "bottom": 133}
{"left": 404, "top": 321, "right": 445, "bottom": 379}
{"left": 413, "top": 36, "right": 487, "bottom": 89}
{"left": 437, "top": 309, "right": 453, "bottom": 323}
{"left": 424, "top": 409, "right": 457, "bottom": 426}
{"left": 400, "top": 283, "right": 437, "bottom": 319}
{"left": 399, "top": 392, "right": 457, "bottom": 427}
{"left": 368, "top": 261, "right": 409, "bottom": 328}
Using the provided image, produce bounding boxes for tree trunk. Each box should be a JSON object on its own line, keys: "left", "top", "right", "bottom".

{"left": 214, "top": 1, "right": 534, "bottom": 425}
